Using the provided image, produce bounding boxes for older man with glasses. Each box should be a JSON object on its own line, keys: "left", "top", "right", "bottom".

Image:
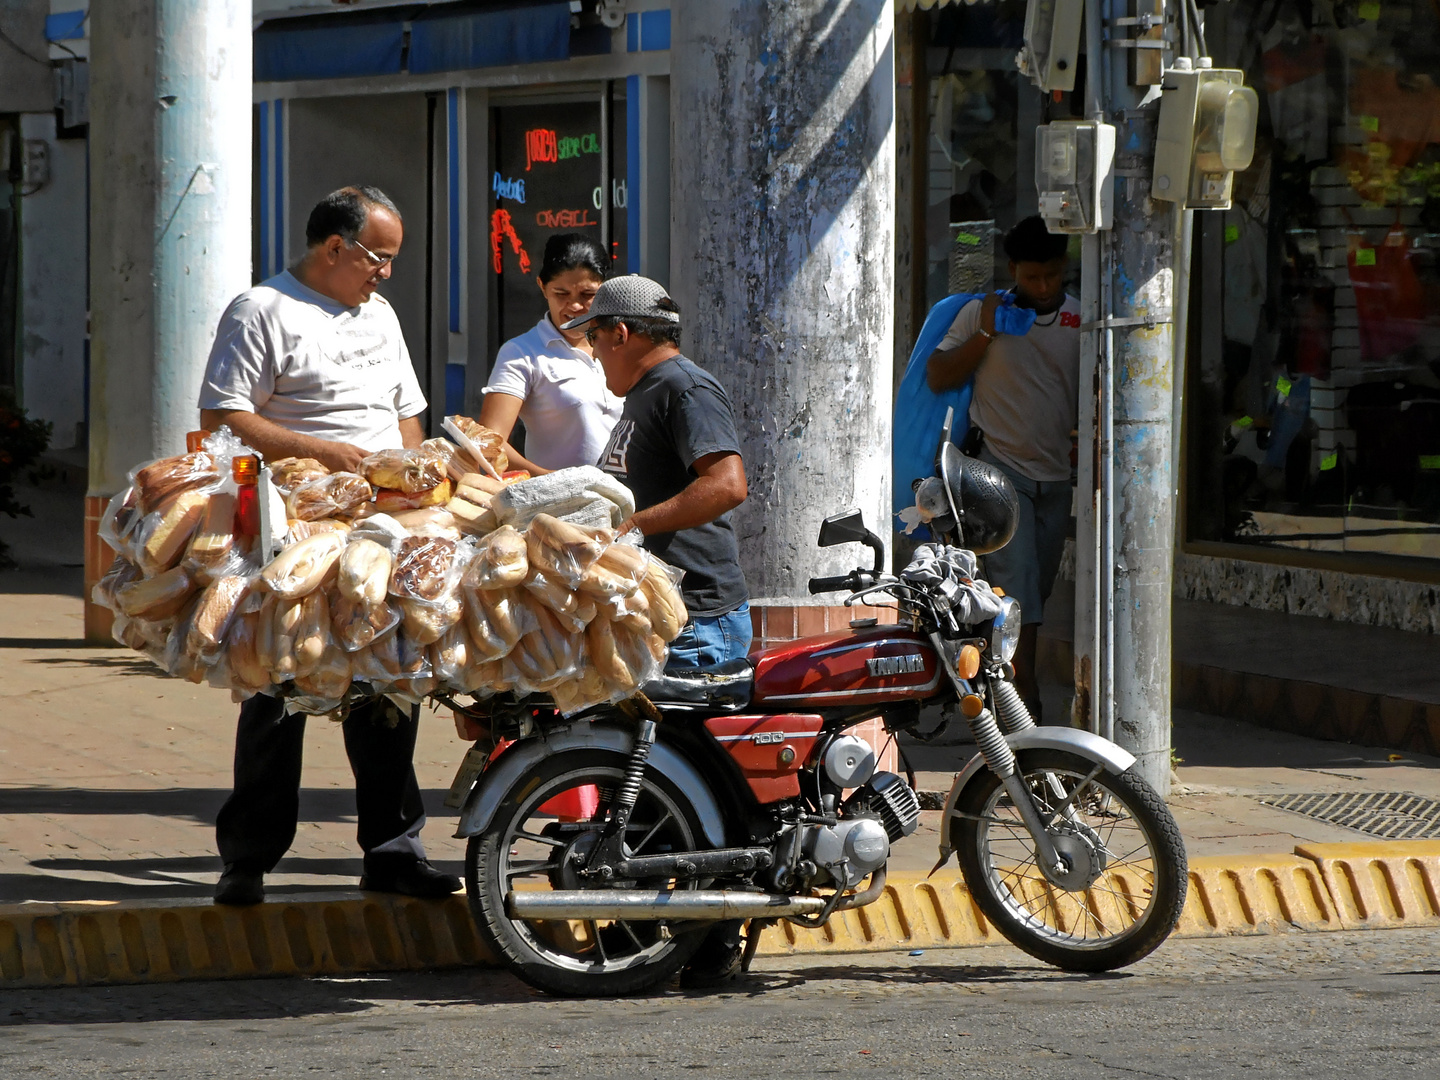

{"left": 196, "top": 185, "right": 460, "bottom": 907}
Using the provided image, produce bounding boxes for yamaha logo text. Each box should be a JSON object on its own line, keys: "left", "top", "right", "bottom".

{"left": 865, "top": 654, "right": 925, "bottom": 677}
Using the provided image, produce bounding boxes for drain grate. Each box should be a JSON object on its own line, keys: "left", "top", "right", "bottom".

{"left": 1256, "top": 791, "right": 1440, "bottom": 840}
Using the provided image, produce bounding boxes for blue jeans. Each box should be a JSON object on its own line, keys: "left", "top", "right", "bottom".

{"left": 664, "top": 603, "right": 753, "bottom": 671}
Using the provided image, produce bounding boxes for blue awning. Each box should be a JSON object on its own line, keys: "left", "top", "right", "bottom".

{"left": 255, "top": 8, "right": 418, "bottom": 82}
{"left": 408, "top": 1, "right": 571, "bottom": 75}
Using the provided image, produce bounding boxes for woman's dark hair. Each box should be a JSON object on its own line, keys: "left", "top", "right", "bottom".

{"left": 538, "top": 232, "right": 610, "bottom": 284}
{"left": 305, "top": 186, "right": 401, "bottom": 247}
{"left": 1002, "top": 215, "right": 1070, "bottom": 264}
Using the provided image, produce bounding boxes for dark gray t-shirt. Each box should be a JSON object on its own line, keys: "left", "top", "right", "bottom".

{"left": 597, "top": 356, "right": 749, "bottom": 617}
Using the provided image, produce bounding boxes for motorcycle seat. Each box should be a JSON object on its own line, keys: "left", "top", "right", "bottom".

{"left": 640, "top": 657, "right": 754, "bottom": 710}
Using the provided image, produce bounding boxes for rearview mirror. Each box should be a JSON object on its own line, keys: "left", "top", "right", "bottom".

{"left": 817, "top": 508, "right": 867, "bottom": 547}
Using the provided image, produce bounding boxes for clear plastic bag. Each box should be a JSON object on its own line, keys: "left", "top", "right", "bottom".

{"left": 285, "top": 518, "right": 352, "bottom": 543}
{"left": 116, "top": 565, "right": 197, "bottom": 621}
{"left": 432, "top": 625, "right": 470, "bottom": 689}
{"left": 187, "top": 574, "right": 253, "bottom": 656}
{"left": 458, "top": 654, "right": 509, "bottom": 698}
{"left": 285, "top": 472, "right": 374, "bottom": 521}
{"left": 162, "top": 598, "right": 209, "bottom": 684}
{"left": 399, "top": 592, "right": 464, "bottom": 646}
{"left": 294, "top": 642, "right": 352, "bottom": 700}
{"left": 638, "top": 553, "right": 689, "bottom": 643}
{"left": 260, "top": 531, "right": 347, "bottom": 599}
{"left": 267, "top": 457, "right": 330, "bottom": 494}
{"left": 523, "top": 570, "right": 596, "bottom": 633}
{"left": 462, "top": 589, "right": 513, "bottom": 660}
{"left": 92, "top": 555, "right": 142, "bottom": 613}
{"left": 131, "top": 451, "right": 218, "bottom": 516}
{"left": 464, "top": 525, "right": 528, "bottom": 589}
{"left": 388, "top": 535, "right": 470, "bottom": 601}
{"left": 338, "top": 538, "right": 394, "bottom": 606}
{"left": 585, "top": 615, "right": 664, "bottom": 697}
{"left": 551, "top": 666, "right": 615, "bottom": 717}
{"left": 330, "top": 592, "right": 400, "bottom": 653}
{"left": 224, "top": 608, "right": 272, "bottom": 693}
{"left": 98, "top": 487, "right": 142, "bottom": 559}
{"left": 348, "top": 512, "right": 409, "bottom": 548}
{"left": 360, "top": 447, "right": 449, "bottom": 494}
{"left": 578, "top": 540, "right": 648, "bottom": 600}
{"left": 292, "top": 590, "right": 334, "bottom": 677}
{"left": 524, "top": 513, "right": 609, "bottom": 588}
{"left": 134, "top": 489, "right": 211, "bottom": 576}
{"left": 259, "top": 593, "right": 304, "bottom": 680}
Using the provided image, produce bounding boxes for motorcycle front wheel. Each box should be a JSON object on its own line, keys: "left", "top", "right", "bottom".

{"left": 466, "top": 749, "right": 709, "bottom": 997}
{"left": 952, "top": 748, "right": 1187, "bottom": 972}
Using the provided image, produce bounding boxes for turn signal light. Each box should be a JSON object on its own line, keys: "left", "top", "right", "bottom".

{"left": 957, "top": 644, "right": 982, "bottom": 679}
{"left": 960, "top": 694, "right": 985, "bottom": 718}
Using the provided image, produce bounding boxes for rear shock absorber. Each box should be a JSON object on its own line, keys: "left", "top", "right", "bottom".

{"left": 610, "top": 717, "right": 656, "bottom": 834}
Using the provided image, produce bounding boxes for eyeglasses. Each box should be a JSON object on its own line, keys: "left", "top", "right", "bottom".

{"left": 348, "top": 237, "right": 395, "bottom": 268}
{"left": 584, "top": 326, "right": 602, "bottom": 345}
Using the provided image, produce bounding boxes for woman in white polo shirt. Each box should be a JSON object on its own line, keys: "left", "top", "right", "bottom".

{"left": 479, "top": 233, "right": 623, "bottom": 471}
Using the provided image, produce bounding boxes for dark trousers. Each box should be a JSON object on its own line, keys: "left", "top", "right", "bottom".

{"left": 216, "top": 694, "right": 425, "bottom": 873}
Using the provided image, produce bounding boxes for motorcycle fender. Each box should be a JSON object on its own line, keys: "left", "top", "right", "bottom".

{"left": 452, "top": 721, "right": 728, "bottom": 849}
{"left": 935, "top": 727, "right": 1138, "bottom": 862}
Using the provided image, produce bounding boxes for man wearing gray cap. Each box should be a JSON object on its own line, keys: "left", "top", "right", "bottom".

{"left": 566, "top": 275, "right": 752, "bottom": 672}
{"left": 566, "top": 274, "right": 751, "bottom": 988}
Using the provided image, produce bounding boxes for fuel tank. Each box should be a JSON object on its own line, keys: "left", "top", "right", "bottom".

{"left": 749, "top": 626, "right": 943, "bottom": 708}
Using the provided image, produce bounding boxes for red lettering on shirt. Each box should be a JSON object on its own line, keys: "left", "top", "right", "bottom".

{"left": 1060, "top": 311, "right": 1081, "bottom": 328}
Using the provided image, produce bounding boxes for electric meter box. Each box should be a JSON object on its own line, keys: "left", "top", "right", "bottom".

{"left": 1018, "top": 0, "right": 1083, "bottom": 93}
{"left": 1035, "top": 120, "right": 1116, "bottom": 234}
{"left": 1153, "top": 62, "right": 1259, "bottom": 209}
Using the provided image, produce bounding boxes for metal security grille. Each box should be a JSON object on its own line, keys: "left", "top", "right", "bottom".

{"left": 1257, "top": 792, "right": 1440, "bottom": 840}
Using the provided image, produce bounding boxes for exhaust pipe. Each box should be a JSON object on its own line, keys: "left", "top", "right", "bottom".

{"left": 507, "top": 889, "right": 827, "bottom": 921}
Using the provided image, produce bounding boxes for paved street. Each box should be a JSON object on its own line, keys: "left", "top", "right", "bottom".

{"left": 2, "top": 927, "right": 1437, "bottom": 1078}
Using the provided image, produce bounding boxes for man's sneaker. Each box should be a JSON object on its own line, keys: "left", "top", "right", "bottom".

{"left": 214, "top": 866, "right": 264, "bottom": 906}
{"left": 359, "top": 855, "right": 462, "bottom": 899}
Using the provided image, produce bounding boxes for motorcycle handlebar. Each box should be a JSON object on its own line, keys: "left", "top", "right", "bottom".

{"left": 808, "top": 574, "right": 857, "bottom": 594}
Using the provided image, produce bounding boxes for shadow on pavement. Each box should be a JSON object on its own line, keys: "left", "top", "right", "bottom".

{"left": 0, "top": 967, "right": 538, "bottom": 1025}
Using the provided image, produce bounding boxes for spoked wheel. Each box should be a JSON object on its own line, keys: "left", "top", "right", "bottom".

{"left": 466, "top": 750, "right": 709, "bottom": 996}
{"left": 952, "top": 749, "right": 1188, "bottom": 972}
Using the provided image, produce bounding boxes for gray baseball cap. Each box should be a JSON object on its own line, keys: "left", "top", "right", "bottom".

{"left": 561, "top": 274, "right": 680, "bottom": 330}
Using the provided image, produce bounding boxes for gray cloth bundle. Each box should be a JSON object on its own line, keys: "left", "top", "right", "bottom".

{"left": 901, "top": 543, "right": 1006, "bottom": 625}
{"left": 491, "top": 466, "right": 636, "bottom": 529}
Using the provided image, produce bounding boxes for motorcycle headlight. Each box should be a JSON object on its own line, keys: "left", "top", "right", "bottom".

{"left": 988, "top": 596, "right": 1022, "bottom": 663}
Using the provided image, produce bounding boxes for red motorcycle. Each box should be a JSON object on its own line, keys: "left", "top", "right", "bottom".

{"left": 449, "top": 443, "right": 1187, "bottom": 996}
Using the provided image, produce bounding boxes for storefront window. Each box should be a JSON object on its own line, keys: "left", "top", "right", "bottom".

{"left": 486, "top": 95, "right": 628, "bottom": 356}
{"left": 1188, "top": 1, "right": 1440, "bottom": 563}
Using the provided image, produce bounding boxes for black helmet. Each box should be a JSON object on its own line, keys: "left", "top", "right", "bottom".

{"left": 936, "top": 443, "right": 1019, "bottom": 555}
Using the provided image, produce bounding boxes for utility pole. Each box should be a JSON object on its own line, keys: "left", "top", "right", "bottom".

{"left": 1073, "top": 0, "right": 1179, "bottom": 794}
{"left": 84, "top": 0, "right": 252, "bottom": 641}
{"left": 668, "top": 0, "right": 895, "bottom": 604}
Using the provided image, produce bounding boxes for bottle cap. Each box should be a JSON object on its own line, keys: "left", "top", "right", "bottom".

{"left": 232, "top": 454, "right": 260, "bottom": 485}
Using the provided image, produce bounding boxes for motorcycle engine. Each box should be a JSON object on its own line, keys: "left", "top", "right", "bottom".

{"left": 802, "top": 771, "right": 922, "bottom": 889}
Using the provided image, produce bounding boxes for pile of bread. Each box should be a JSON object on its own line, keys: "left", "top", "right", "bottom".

{"left": 92, "top": 425, "right": 688, "bottom": 716}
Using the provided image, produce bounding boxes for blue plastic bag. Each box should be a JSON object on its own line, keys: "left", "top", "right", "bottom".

{"left": 891, "top": 293, "right": 1037, "bottom": 533}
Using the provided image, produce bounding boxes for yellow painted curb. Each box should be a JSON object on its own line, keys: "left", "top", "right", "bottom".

{"left": 1177, "top": 855, "right": 1337, "bottom": 936}
{"left": 0, "top": 893, "right": 492, "bottom": 989}
{"left": 2, "top": 844, "right": 1435, "bottom": 988}
{"left": 1294, "top": 841, "right": 1440, "bottom": 931}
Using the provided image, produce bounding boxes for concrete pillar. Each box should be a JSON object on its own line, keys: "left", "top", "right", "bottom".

{"left": 84, "top": 0, "right": 252, "bottom": 641}
{"left": 669, "top": 0, "right": 895, "bottom": 603}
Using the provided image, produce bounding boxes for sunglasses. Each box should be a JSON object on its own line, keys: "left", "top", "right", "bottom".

{"left": 349, "top": 237, "right": 395, "bottom": 269}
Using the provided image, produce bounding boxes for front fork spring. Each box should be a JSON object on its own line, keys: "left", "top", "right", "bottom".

{"left": 991, "top": 678, "right": 1037, "bottom": 735}
{"left": 967, "top": 706, "right": 1016, "bottom": 778}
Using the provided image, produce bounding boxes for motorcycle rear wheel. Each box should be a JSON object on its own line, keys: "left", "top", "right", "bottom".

{"left": 466, "top": 749, "right": 709, "bottom": 997}
{"left": 952, "top": 749, "right": 1187, "bottom": 972}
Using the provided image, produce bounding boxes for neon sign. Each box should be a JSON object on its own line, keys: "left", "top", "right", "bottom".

{"left": 535, "top": 208, "right": 599, "bottom": 229}
{"left": 525, "top": 128, "right": 558, "bottom": 171}
{"left": 490, "top": 209, "right": 532, "bottom": 275}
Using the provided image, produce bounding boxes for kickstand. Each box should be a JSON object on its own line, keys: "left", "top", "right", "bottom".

{"left": 740, "top": 919, "right": 772, "bottom": 973}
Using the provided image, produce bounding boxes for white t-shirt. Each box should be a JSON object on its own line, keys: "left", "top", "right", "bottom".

{"left": 938, "top": 295, "right": 1081, "bottom": 483}
{"left": 485, "top": 315, "right": 624, "bottom": 470}
{"left": 198, "top": 271, "right": 426, "bottom": 452}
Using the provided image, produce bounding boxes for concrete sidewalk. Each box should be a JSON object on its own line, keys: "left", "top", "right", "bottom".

{"left": 2, "top": 475, "right": 1439, "bottom": 987}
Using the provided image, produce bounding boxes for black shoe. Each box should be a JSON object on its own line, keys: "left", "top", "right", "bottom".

{"left": 679, "top": 939, "right": 743, "bottom": 989}
{"left": 214, "top": 865, "right": 264, "bottom": 906}
{"left": 359, "top": 855, "right": 461, "bottom": 899}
